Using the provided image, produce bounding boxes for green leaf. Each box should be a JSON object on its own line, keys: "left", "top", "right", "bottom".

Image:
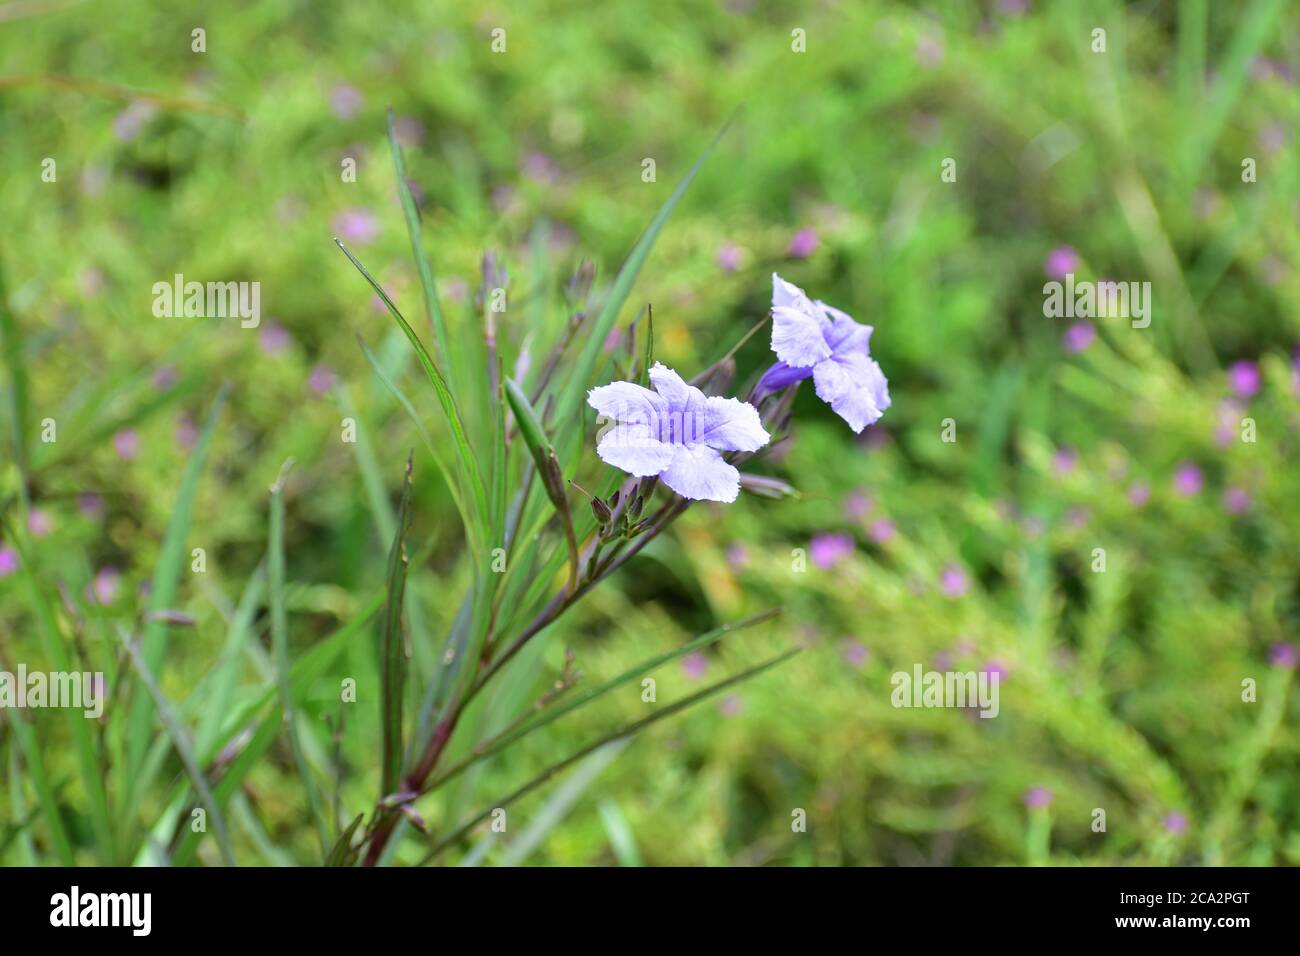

{"left": 380, "top": 454, "right": 414, "bottom": 798}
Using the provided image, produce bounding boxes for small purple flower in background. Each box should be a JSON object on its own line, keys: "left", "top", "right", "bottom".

{"left": 840, "top": 640, "right": 869, "bottom": 667}
{"left": 810, "top": 532, "right": 854, "bottom": 569}
{"left": 1222, "top": 487, "right": 1249, "bottom": 514}
{"left": 1044, "top": 245, "right": 1079, "bottom": 281}
{"left": 0, "top": 546, "right": 18, "bottom": 577}
{"left": 1226, "top": 360, "right": 1260, "bottom": 398}
{"left": 333, "top": 208, "right": 378, "bottom": 246}
{"left": 1270, "top": 643, "right": 1299, "bottom": 669}
{"left": 940, "top": 563, "right": 969, "bottom": 597}
{"left": 27, "top": 508, "right": 53, "bottom": 537}
{"left": 726, "top": 542, "right": 749, "bottom": 569}
{"left": 329, "top": 83, "right": 363, "bottom": 120}
{"left": 588, "top": 362, "right": 770, "bottom": 503}
{"left": 997, "top": 0, "right": 1029, "bottom": 15}
{"left": 1128, "top": 481, "right": 1151, "bottom": 506}
{"left": 869, "top": 518, "right": 896, "bottom": 543}
{"left": 1066, "top": 506, "right": 1090, "bottom": 529}
{"left": 113, "top": 101, "right": 157, "bottom": 142}
{"left": 78, "top": 493, "right": 104, "bottom": 519}
{"left": 756, "top": 274, "right": 891, "bottom": 433}
{"left": 982, "top": 660, "right": 1008, "bottom": 681}
{"left": 309, "top": 365, "right": 339, "bottom": 395}
{"left": 681, "top": 652, "right": 709, "bottom": 681}
{"left": 443, "top": 278, "right": 469, "bottom": 304}
{"left": 113, "top": 428, "right": 140, "bottom": 461}
{"left": 175, "top": 415, "right": 199, "bottom": 450}
{"left": 843, "top": 490, "right": 873, "bottom": 519}
{"left": 1163, "top": 811, "right": 1188, "bottom": 835}
{"left": 787, "top": 228, "right": 819, "bottom": 258}
{"left": 914, "top": 33, "right": 944, "bottom": 67}
{"left": 259, "top": 322, "right": 291, "bottom": 356}
{"left": 602, "top": 328, "right": 622, "bottom": 354}
{"left": 1023, "top": 787, "right": 1053, "bottom": 809}
{"left": 1214, "top": 399, "right": 1244, "bottom": 448}
{"left": 1052, "top": 447, "right": 1078, "bottom": 477}
{"left": 152, "top": 364, "right": 178, "bottom": 391}
{"left": 1063, "top": 321, "right": 1095, "bottom": 353}
{"left": 392, "top": 115, "right": 426, "bottom": 146}
{"left": 716, "top": 242, "right": 742, "bottom": 272}
{"left": 1173, "top": 462, "right": 1203, "bottom": 497}
{"left": 717, "top": 694, "right": 744, "bottom": 717}
{"left": 522, "top": 151, "right": 559, "bottom": 185}
{"left": 90, "top": 566, "right": 121, "bottom": 605}
{"left": 1259, "top": 124, "right": 1286, "bottom": 155}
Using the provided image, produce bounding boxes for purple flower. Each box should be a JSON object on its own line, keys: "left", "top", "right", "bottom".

{"left": 1227, "top": 360, "right": 1260, "bottom": 398}
{"left": 840, "top": 640, "right": 869, "bottom": 667}
{"left": 113, "top": 428, "right": 140, "bottom": 461}
{"left": 843, "top": 490, "right": 873, "bottom": 519}
{"left": 756, "top": 274, "right": 891, "bottom": 433}
{"left": 809, "top": 532, "right": 854, "bottom": 569}
{"left": 0, "top": 546, "right": 18, "bottom": 577}
{"left": 788, "top": 229, "right": 819, "bottom": 258}
{"left": 982, "top": 660, "right": 1008, "bottom": 681}
{"left": 940, "top": 563, "right": 969, "bottom": 597}
{"left": 1269, "top": 643, "right": 1298, "bottom": 669}
{"left": 27, "top": 508, "right": 53, "bottom": 537}
{"left": 1063, "top": 321, "right": 1095, "bottom": 353}
{"left": 587, "top": 362, "right": 770, "bottom": 503}
{"left": 259, "top": 322, "right": 291, "bottom": 356}
{"left": 329, "top": 83, "right": 363, "bottom": 120}
{"left": 175, "top": 415, "right": 199, "bottom": 450}
{"left": 90, "top": 566, "right": 121, "bottom": 605}
{"left": 78, "top": 493, "right": 104, "bottom": 519}
{"left": 681, "top": 652, "right": 709, "bottom": 681}
{"left": 332, "top": 208, "right": 378, "bottom": 246}
{"left": 1052, "top": 447, "right": 1078, "bottom": 476}
{"left": 152, "top": 364, "right": 178, "bottom": 391}
{"left": 112, "top": 101, "right": 156, "bottom": 142}
{"left": 717, "top": 694, "right": 744, "bottom": 717}
{"left": 1173, "top": 462, "right": 1203, "bottom": 497}
{"left": 1163, "top": 811, "right": 1188, "bottom": 835}
{"left": 726, "top": 543, "right": 749, "bottom": 569}
{"left": 1128, "top": 481, "right": 1151, "bottom": 506}
{"left": 309, "top": 365, "right": 338, "bottom": 395}
{"left": 1044, "top": 246, "right": 1079, "bottom": 280}
{"left": 1023, "top": 787, "right": 1053, "bottom": 809}
{"left": 1222, "top": 486, "right": 1249, "bottom": 514}
{"left": 717, "top": 242, "right": 742, "bottom": 272}
{"left": 869, "top": 518, "right": 896, "bottom": 543}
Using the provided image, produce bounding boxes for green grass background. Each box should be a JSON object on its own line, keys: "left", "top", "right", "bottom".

{"left": 1, "top": 0, "right": 1298, "bottom": 865}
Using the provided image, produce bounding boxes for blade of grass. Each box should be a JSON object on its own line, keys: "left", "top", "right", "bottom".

{"left": 418, "top": 645, "right": 799, "bottom": 864}
{"left": 380, "top": 454, "right": 414, "bottom": 798}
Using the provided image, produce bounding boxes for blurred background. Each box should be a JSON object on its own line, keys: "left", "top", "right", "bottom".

{"left": 2, "top": 0, "right": 1298, "bottom": 865}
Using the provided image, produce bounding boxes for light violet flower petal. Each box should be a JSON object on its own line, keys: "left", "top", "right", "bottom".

{"left": 700, "top": 396, "right": 770, "bottom": 452}
{"left": 754, "top": 360, "right": 813, "bottom": 398}
{"left": 818, "top": 302, "right": 873, "bottom": 354}
{"left": 647, "top": 361, "right": 704, "bottom": 412}
{"left": 658, "top": 444, "right": 740, "bottom": 502}
{"left": 812, "top": 353, "right": 890, "bottom": 433}
{"left": 772, "top": 305, "right": 833, "bottom": 368}
{"left": 595, "top": 423, "right": 676, "bottom": 477}
{"left": 587, "top": 380, "right": 665, "bottom": 424}
{"left": 771, "top": 273, "right": 813, "bottom": 311}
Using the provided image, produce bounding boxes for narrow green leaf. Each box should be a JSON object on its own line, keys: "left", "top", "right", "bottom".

{"left": 380, "top": 454, "right": 414, "bottom": 798}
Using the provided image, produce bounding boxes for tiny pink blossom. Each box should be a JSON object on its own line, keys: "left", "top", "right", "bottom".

{"left": 726, "top": 543, "right": 749, "bottom": 569}
{"left": 840, "top": 640, "right": 869, "bottom": 667}
{"left": 27, "top": 508, "right": 53, "bottom": 537}
{"left": 914, "top": 34, "right": 944, "bottom": 67}
{"left": 175, "top": 415, "right": 199, "bottom": 450}
{"left": 329, "top": 83, "right": 363, "bottom": 120}
{"left": 1128, "top": 481, "right": 1151, "bottom": 506}
{"left": 309, "top": 365, "right": 338, "bottom": 395}
{"left": 1044, "top": 246, "right": 1079, "bottom": 281}
{"left": 1023, "top": 787, "right": 1053, "bottom": 809}
{"left": 1269, "top": 643, "right": 1298, "bottom": 668}
{"left": 1226, "top": 360, "right": 1260, "bottom": 398}
{"left": 681, "top": 652, "right": 708, "bottom": 681}
{"left": 78, "top": 493, "right": 104, "bottom": 519}
{"left": 112, "top": 101, "right": 156, "bottom": 142}
{"left": 843, "top": 490, "right": 873, "bottom": 520}
{"left": 810, "top": 532, "right": 854, "bottom": 569}
{"left": 0, "top": 546, "right": 18, "bottom": 577}
{"left": 152, "top": 364, "right": 178, "bottom": 391}
{"left": 1222, "top": 486, "right": 1249, "bottom": 514}
{"left": 717, "top": 242, "right": 742, "bottom": 272}
{"left": 1173, "top": 462, "right": 1203, "bottom": 497}
{"left": 940, "top": 563, "right": 969, "bottom": 597}
{"left": 113, "top": 428, "right": 140, "bottom": 461}
{"left": 91, "top": 566, "right": 121, "bottom": 605}
{"left": 1063, "top": 321, "right": 1095, "bottom": 353}
{"left": 259, "top": 322, "right": 291, "bottom": 356}
{"left": 332, "top": 208, "right": 378, "bottom": 245}
{"left": 1163, "top": 811, "right": 1188, "bottom": 835}
{"left": 717, "top": 694, "right": 744, "bottom": 717}
{"left": 982, "top": 660, "right": 1008, "bottom": 681}
{"left": 787, "top": 228, "right": 819, "bottom": 259}
{"left": 869, "top": 518, "right": 896, "bottom": 543}
{"left": 1052, "top": 447, "right": 1078, "bottom": 476}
